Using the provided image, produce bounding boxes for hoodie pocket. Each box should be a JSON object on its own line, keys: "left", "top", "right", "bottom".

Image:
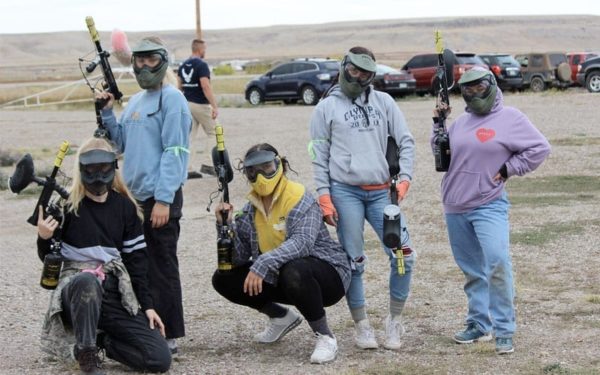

{"left": 348, "top": 150, "right": 388, "bottom": 183}
{"left": 442, "top": 171, "right": 484, "bottom": 205}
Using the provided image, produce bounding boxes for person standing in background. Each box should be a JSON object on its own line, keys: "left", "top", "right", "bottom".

{"left": 177, "top": 39, "right": 219, "bottom": 178}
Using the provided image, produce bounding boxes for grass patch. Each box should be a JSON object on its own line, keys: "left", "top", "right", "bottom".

{"left": 511, "top": 219, "right": 599, "bottom": 246}
{"left": 507, "top": 175, "right": 600, "bottom": 194}
{"left": 509, "top": 194, "right": 595, "bottom": 206}
{"left": 551, "top": 136, "right": 600, "bottom": 146}
{"left": 585, "top": 295, "right": 600, "bottom": 304}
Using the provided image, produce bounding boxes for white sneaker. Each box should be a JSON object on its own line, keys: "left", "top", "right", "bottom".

{"left": 310, "top": 333, "right": 338, "bottom": 364}
{"left": 383, "top": 315, "right": 405, "bottom": 350}
{"left": 253, "top": 308, "right": 302, "bottom": 343}
{"left": 354, "top": 319, "right": 378, "bottom": 349}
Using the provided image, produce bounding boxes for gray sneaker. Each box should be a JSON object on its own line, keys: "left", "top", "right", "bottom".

{"left": 254, "top": 308, "right": 302, "bottom": 343}
{"left": 495, "top": 337, "right": 514, "bottom": 354}
{"left": 453, "top": 323, "right": 492, "bottom": 344}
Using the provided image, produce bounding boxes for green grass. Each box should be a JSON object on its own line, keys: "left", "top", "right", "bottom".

{"left": 507, "top": 175, "right": 600, "bottom": 194}
{"left": 551, "top": 136, "right": 600, "bottom": 146}
{"left": 509, "top": 194, "right": 595, "bottom": 206}
{"left": 511, "top": 219, "right": 600, "bottom": 246}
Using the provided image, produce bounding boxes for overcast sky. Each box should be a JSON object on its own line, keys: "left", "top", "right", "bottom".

{"left": 1, "top": 0, "right": 599, "bottom": 34}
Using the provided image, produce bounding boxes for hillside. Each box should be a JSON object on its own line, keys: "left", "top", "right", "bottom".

{"left": 0, "top": 15, "right": 599, "bottom": 80}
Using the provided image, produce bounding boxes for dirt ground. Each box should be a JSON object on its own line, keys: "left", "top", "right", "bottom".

{"left": 1, "top": 90, "right": 599, "bottom": 375}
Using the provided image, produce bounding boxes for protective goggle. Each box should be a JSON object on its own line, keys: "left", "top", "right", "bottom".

{"left": 344, "top": 62, "right": 375, "bottom": 87}
{"left": 460, "top": 76, "right": 494, "bottom": 99}
{"left": 242, "top": 150, "right": 280, "bottom": 182}
{"left": 79, "top": 149, "right": 117, "bottom": 184}
{"left": 132, "top": 51, "right": 167, "bottom": 72}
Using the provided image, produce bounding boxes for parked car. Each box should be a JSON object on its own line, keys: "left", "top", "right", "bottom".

{"left": 576, "top": 55, "right": 600, "bottom": 93}
{"left": 244, "top": 58, "right": 339, "bottom": 106}
{"left": 401, "top": 52, "right": 487, "bottom": 95}
{"left": 477, "top": 53, "right": 523, "bottom": 91}
{"left": 372, "top": 64, "right": 416, "bottom": 97}
{"left": 567, "top": 52, "right": 598, "bottom": 83}
{"left": 514, "top": 52, "right": 571, "bottom": 92}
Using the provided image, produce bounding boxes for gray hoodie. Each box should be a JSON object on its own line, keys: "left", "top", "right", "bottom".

{"left": 309, "top": 86, "right": 415, "bottom": 196}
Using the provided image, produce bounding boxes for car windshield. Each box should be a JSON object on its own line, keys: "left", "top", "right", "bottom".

{"left": 322, "top": 61, "right": 340, "bottom": 71}
{"left": 376, "top": 65, "right": 398, "bottom": 74}
{"left": 456, "top": 55, "right": 485, "bottom": 65}
{"left": 495, "top": 55, "right": 519, "bottom": 66}
{"left": 549, "top": 54, "right": 568, "bottom": 67}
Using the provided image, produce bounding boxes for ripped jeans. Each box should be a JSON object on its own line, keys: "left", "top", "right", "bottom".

{"left": 445, "top": 193, "right": 515, "bottom": 338}
{"left": 330, "top": 181, "right": 415, "bottom": 310}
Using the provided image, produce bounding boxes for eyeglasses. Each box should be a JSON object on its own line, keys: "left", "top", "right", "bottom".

{"left": 345, "top": 63, "right": 375, "bottom": 84}
{"left": 244, "top": 159, "right": 279, "bottom": 182}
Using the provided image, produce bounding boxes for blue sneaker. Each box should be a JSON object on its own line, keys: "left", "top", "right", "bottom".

{"left": 495, "top": 337, "right": 514, "bottom": 354}
{"left": 453, "top": 323, "right": 492, "bottom": 344}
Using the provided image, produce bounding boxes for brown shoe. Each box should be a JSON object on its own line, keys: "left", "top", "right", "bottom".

{"left": 75, "top": 346, "right": 104, "bottom": 375}
{"left": 187, "top": 170, "right": 203, "bottom": 179}
{"left": 200, "top": 164, "right": 217, "bottom": 177}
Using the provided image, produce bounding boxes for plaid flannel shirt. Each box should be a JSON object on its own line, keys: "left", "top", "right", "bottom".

{"left": 220, "top": 192, "right": 350, "bottom": 290}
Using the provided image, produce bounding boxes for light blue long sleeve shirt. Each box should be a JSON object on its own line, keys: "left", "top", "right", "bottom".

{"left": 102, "top": 84, "right": 192, "bottom": 204}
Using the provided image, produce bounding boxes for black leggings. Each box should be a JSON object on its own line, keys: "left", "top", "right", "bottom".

{"left": 212, "top": 257, "right": 345, "bottom": 322}
{"left": 61, "top": 273, "right": 171, "bottom": 373}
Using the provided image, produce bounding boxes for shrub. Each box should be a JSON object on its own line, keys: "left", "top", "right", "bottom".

{"left": 213, "top": 64, "right": 235, "bottom": 76}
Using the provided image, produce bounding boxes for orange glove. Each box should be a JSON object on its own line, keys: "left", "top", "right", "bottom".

{"left": 396, "top": 180, "right": 410, "bottom": 201}
{"left": 318, "top": 194, "right": 338, "bottom": 227}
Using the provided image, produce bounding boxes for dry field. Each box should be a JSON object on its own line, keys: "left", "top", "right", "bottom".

{"left": 1, "top": 89, "right": 599, "bottom": 374}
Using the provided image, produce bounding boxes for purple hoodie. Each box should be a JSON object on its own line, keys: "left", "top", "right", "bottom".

{"left": 431, "top": 89, "right": 551, "bottom": 214}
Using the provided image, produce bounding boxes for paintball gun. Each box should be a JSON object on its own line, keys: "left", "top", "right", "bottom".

{"left": 209, "top": 124, "right": 235, "bottom": 272}
{"left": 9, "top": 141, "right": 70, "bottom": 226}
{"left": 432, "top": 30, "right": 455, "bottom": 172}
{"left": 83, "top": 16, "right": 123, "bottom": 139}
{"left": 9, "top": 141, "right": 71, "bottom": 289}
{"left": 382, "top": 136, "right": 408, "bottom": 275}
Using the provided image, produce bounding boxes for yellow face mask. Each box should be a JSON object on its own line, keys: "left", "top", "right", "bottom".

{"left": 250, "top": 161, "right": 283, "bottom": 197}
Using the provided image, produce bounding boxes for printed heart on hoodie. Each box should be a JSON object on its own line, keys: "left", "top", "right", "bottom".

{"left": 476, "top": 128, "right": 495, "bottom": 142}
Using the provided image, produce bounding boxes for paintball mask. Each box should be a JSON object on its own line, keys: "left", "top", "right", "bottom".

{"left": 242, "top": 150, "right": 283, "bottom": 197}
{"left": 79, "top": 149, "right": 116, "bottom": 196}
{"left": 339, "top": 52, "right": 377, "bottom": 99}
{"left": 459, "top": 68, "right": 497, "bottom": 115}
{"left": 131, "top": 38, "right": 169, "bottom": 89}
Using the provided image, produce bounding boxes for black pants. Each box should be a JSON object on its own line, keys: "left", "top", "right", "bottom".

{"left": 140, "top": 188, "right": 185, "bottom": 339}
{"left": 212, "top": 257, "right": 345, "bottom": 321}
{"left": 61, "top": 273, "right": 171, "bottom": 373}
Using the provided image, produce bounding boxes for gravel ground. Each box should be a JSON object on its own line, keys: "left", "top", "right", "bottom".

{"left": 0, "top": 89, "right": 599, "bottom": 374}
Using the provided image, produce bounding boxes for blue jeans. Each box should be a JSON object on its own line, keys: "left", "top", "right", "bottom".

{"left": 445, "top": 193, "right": 515, "bottom": 338}
{"left": 331, "top": 181, "right": 415, "bottom": 310}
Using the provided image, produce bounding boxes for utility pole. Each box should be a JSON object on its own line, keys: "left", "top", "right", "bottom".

{"left": 195, "top": 0, "right": 202, "bottom": 40}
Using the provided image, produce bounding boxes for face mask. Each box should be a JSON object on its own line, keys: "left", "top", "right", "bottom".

{"left": 80, "top": 161, "right": 115, "bottom": 196}
{"left": 134, "top": 62, "right": 168, "bottom": 89}
{"left": 250, "top": 162, "right": 283, "bottom": 197}
{"left": 463, "top": 85, "right": 497, "bottom": 115}
{"left": 339, "top": 68, "right": 367, "bottom": 99}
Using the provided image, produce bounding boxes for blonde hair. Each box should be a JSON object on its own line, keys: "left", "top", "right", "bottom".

{"left": 67, "top": 137, "right": 143, "bottom": 220}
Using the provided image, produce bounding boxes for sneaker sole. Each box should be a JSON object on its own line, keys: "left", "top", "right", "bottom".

{"left": 255, "top": 316, "right": 302, "bottom": 344}
{"left": 496, "top": 347, "right": 515, "bottom": 355}
{"left": 310, "top": 350, "right": 337, "bottom": 364}
{"left": 355, "top": 341, "right": 379, "bottom": 349}
{"left": 453, "top": 334, "right": 493, "bottom": 344}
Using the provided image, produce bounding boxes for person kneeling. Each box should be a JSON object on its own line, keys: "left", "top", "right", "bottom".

{"left": 211, "top": 143, "right": 351, "bottom": 364}
{"left": 37, "top": 137, "right": 171, "bottom": 374}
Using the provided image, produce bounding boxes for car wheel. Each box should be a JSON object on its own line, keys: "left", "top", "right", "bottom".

{"left": 586, "top": 71, "right": 600, "bottom": 93}
{"left": 301, "top": 86, "right": 318, "bottom": 105}
{"left": 530, "top": 77, "right": 546, "bottom": 92}
{"left": 247, "top": 88, "right": 264, "bottom": 106}
{"left": 556, "top": 62, "right": 571, "bottom": 82}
